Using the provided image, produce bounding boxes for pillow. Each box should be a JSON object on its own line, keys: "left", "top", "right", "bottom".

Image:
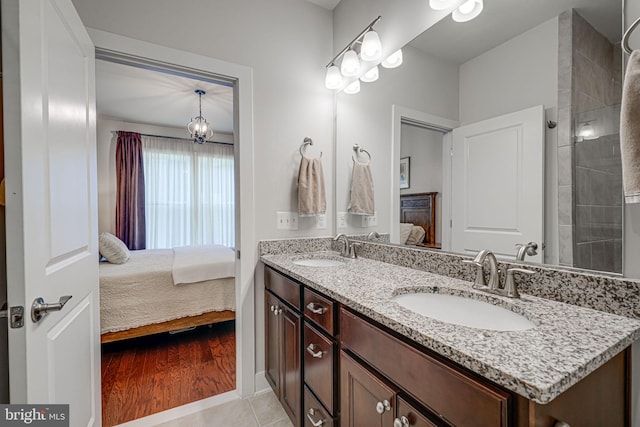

{"left": 405, "top": 226, "right": 426, "bottom": 245}
{"left": 399, "top": 223, "right": 414, "bottom": 245}
{"left": 99, "top": 232, "right": 130, "bottom": 264}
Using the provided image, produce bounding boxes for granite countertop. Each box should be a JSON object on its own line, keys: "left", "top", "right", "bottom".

{"left": 260, "top": 251, "right": 640, "bottom": 404}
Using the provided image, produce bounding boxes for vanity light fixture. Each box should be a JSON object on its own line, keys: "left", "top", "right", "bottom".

{"left": 360, "top": 65, "right": 379, "bottom": 83}
{"left": 325, "top": 15, "right": 384, "bottom": 90}
{"left": 577, "top": 121, "right": 598, "bottom": 140}
{"left": 344, "top": 79, "right": 361, "bottom": 95}
{"left": 381, "top": 49, "right": 403, "bottom": 68}
{"left": 452, "top": 0, "right": 483, "bottom": 22}
{"left": 429, "top": 0, "right": 458, "bottom": 10}
{"left": 187, "top": 89, "right": 214, "bottom": 144}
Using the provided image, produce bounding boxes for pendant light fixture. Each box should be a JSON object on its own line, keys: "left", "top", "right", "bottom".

{"left": 341, "top": 48, "right": 361, "bottom": 77}
{"left": 188, "top": 89, "right": 214, "bottom": 144}
{"left": 360, "top": 30, "right": 382, "bottom": 61}
{"left": 452, "top": 0, "right": 483, "bottom": 22}
{"left": 325, "top": 64, "right": 343, "bottom": 89}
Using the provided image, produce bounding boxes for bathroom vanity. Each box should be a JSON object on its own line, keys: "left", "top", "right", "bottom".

{"left": 261, "top": 250, "right": 640, "bottom": 427}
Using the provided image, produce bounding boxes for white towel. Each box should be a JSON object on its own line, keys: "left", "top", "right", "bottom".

{"left": 172, "top": 245, "right": 235, "bottom": 285}
{"left": 620, "top": 50, "right": 640, "bottom": 204}
{"left": 348, "top": 161, "right": 375, "bottom": 215}
{"left": 298, "top": 156, "right": 326, "bottom": 216}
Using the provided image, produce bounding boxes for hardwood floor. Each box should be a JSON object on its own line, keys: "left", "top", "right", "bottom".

{"left": 101, "top": 321, "right": 236, "bottom": 427}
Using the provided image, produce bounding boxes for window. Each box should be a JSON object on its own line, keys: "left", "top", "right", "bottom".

{"left": 142, "top": 135, "right": 235, "bottom": 249}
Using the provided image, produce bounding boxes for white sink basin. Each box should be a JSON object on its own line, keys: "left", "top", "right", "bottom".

{"left": 393, "top": 292, "right": 535, "bottom": 331}
{"left": 293, "top": 258, "right": 345, "bottom": 267}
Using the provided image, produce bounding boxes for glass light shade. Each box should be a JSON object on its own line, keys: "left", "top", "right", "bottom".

{"left": 360, "top": 66, "right": 379, "bottom": 83}
{"left": 452, "top": 0, "right": 483, "bottom": 22}
{"left": 381, "top": 49, "right": 403, "bottom": 69}
{"left": 429, "top": 0, "right": 458, "bottom": 10}
{"left": 325, "top": 64, "right": 343, "bottom": 89}
{"left": 188, "top": 116, "right": 213, "bottom": 144}
{"left": 341, "top": 49, "right": 360, "bottom": 77}
{"left": 343, "top": 80, "right": 360, "bottom": 95}
{"left": 360, "top": 30, "right": 382, "bottom": 61}
{"left": 578, "top": 122, "right": 597, "bottom": 140}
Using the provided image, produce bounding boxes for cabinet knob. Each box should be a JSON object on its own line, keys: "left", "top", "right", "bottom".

{"left": 394, "top": 416, "right": 410, "bottom": 427}
{"left": 375, "top": 399, "right": 391, "bottom": 414}
{"left": 554, "top": 422, "right": 571, "bottom": 427}
{"left": 271, "top": 305, "right": 282, "bottom": 316}
{"left": 306, "top": 408, "right": 325, "bottom": 426}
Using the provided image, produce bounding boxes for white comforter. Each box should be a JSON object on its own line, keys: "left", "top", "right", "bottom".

{"left": 99, "top": 248, "right": 235, "bottom": 334}
{"left": 172, "top": 244, "right": 235, "bottom": 285}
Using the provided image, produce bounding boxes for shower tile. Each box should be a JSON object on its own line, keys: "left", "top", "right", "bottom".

{"left": 558, "top": 146, "right": 573, "bottom": 186}
{"left": 575, "top": 242, "right": 592, "bottom": 270}
{"left": 558, "top": 186, "right": 574, "bottom": 225}
{"left": 558, "top": 225, "right": 574, "bottom": 266}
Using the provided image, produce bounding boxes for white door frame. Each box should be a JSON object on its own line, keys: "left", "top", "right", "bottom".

{"left": 88, "top": 29, "right": 256, "bottom": 399}
{"left": 391, "top": 105, "right": 458, "bottom": 246}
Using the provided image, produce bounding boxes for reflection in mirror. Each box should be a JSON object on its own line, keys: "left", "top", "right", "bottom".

{"left": 335, "top": 1, "right": 625, "bottom": 275}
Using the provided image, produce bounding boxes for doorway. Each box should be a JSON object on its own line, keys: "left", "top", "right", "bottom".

{"left": 95, "top": 54, "right": 239, "bottom": 425}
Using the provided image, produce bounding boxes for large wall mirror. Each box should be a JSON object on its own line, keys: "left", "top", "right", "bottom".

{"left": 335, "top": 0, "right": 625, "bottom": 275}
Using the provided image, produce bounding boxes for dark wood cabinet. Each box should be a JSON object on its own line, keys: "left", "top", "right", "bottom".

{"left": 265, "top": 267, "right": 302, "bottom": 426}
{"left": 340, "top": 350, "right": 397, "bottom": 427}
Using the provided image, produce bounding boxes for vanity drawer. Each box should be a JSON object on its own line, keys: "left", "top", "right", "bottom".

{"left": 397, "top": 396, "right": 443, "bottom": 427}
{"left": 340, "top": 308, "right": 510, "bottom": 427}
{"left": 304, "top": 287, "right": 336, "bottom": 335}
{"left": 304, "top": 321, "right": 336, "bottom": 414}
{"left": 304, "top": 386, "right": 335, "bottom": 427}
{"left": 265, "top": 266, "right": 301, "bottom": 310}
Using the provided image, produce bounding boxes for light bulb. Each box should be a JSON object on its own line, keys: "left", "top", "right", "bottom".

{"left": 360, "top": 30, "right": 382, "bottom": 61}
{"left": 360, "top": 66, "right": 379, "bottom": 83}
{"left": 429, "top": 0, "right": 458, "bottom": 10}
{"left": 341, "top": 49, "right": 360, "bottom": 77}
{"left": 578, "top": 122, "right": 597, "bottom": 140}
{"left": 325, "top": 64, "right": 343, "bottom": 89}
{"left": 381, "top": 49, "right": 403, "bottom": 69}
{"left": 344, "top": 80, "right": 360, "bottom": 95}
{"left": 452, "top": 0, "right": 483, "bottom": 22}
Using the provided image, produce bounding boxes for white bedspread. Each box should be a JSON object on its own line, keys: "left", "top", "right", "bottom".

{"left": 172, "top": 244, "right": 235, "bottom": 285}
{"left": 99, "top": 249, "right": 235, "bottom": 334}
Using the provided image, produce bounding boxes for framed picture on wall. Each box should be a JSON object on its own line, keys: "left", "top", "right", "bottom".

{"left": 400, "top": 157, "right": 410, "bottom": 189}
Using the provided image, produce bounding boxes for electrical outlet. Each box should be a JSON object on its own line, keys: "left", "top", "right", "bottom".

{"left": 361, "top": 215, "right": 369, "bottom": 228}
{"left": 276, "top": 212, "right": 299, "bottom": 230}
{"left": 316, "top": 214, "right": 327, "bottom": 229}
{"left": 337, "top": 212, "right": 347, "bottom": 229}
{"left": 361, "top": 212, "right": 377, "bottom": 227}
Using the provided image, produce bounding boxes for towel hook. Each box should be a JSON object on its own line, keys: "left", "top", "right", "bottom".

{"left": 299, "top": 137, "right": 322, "bottom": 158}
{"left": 622, "top": 16, "right": 640, "bottom": 55}
{"left": 352, "top": 144, "right": 371, "bottom": 163}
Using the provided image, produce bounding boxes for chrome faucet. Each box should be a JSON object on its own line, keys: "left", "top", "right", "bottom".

{"left": 334, "top": 234, "right": 360, "bottom": 258}
{"left": 367, "top": 231, "right": 380, "bottom": 241}
{"left": 515, "top": 242, "right": 538, "bottom": 261}
{"left": 463, "top": 249, "right": 534, "bottom": 298}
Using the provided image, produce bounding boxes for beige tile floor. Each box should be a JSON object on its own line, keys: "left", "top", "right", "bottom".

{"left": 155, "top": 391, "right": 294, "bottom": 427}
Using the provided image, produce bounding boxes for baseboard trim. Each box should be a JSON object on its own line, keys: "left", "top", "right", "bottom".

{"left": 115, "top": 390, "right": 241, "bottom": 426}
{"left": 254, "top": 370, "right": 270, "bottom": 394}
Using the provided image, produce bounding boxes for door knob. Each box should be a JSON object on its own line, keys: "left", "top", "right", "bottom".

{"left": 31, "top": 295, "right": 72, "bottom": 323}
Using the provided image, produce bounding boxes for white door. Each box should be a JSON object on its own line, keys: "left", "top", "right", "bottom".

{"left": 3, "top": 0, "right": 100, "bottom": 425}
{"left": 451, "top": 105, "right": 544, "bottom": 262}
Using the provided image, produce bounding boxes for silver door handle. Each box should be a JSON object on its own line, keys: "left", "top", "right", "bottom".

{"left": 31, "top": 295, "right": 72, "bottom": 322}
{"left": 306, "top": 302, "right": 326, "bottom": 315}
{"left": 306, "top": 408, "right": 325, "bottom": 426}
{"left": 306, "top": 343, "right": 324, "bottom": 358}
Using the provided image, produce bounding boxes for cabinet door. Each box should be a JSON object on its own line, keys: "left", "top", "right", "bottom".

{"left": 396, "top": 396, "right": 441, "bottom": 427}
{"left": 265, "top": 291, "right": 281, "bottom": 394}
{"left": 281, "top": 305, "right": 302, "bottom": 426}
{"left": 341, "top": 350, "right": 396, "bottom": 427}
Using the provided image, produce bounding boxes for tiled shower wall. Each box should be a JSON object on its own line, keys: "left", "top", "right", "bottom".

{"left": 556, "top": 10, "right": 623, "bottom": 273}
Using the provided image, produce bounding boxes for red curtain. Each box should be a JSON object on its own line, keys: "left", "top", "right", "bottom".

{"left": 115, "top": 131, "right": 146, "bottom": 250}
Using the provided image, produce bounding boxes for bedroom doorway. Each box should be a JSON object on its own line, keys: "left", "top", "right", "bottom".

{"left": 95, "top": 54, "right": 240, "bottom": 426}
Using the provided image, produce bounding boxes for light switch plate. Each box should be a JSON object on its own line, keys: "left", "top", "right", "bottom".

{"left": 337, "top": 212, "right": 347, "bottom": 229}
{"left": 276, "top": 212, "right": 299, "bottom": 230}
{"left": 316, "top": 214, "right": 327, "bottom": 229}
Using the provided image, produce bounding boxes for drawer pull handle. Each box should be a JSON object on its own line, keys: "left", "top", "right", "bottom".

{"left": 306, "top": 343, "right": 324, "bottom": 358}
{"left": 375, "top": 399, "right": 391, "bottom": 414}
{"left": 306, "top": 302, "right": 327, "bottom": 315}
{"left": 394, "top": 416, "right": 410, "bottom": 427}
{"left": 306, "top": 408, "right": 325, "bottom": 426}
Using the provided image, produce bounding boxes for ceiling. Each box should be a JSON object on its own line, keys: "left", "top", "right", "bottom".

{"left": 305, "top": 0, "right": 341, "bottom": 10}
{"left": 410, "top": 0, "right": 622, "bottom": 64}
{"left": 95, "top": 60, "right": 234, "bottom": 134}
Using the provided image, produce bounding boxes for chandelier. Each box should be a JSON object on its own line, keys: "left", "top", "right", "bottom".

{"left": 188, "top": 89, "right": 213, "bottom": 144}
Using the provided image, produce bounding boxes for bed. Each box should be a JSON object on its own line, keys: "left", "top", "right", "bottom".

{"left": 400, "top": 192, "right": 439, "bottom": 247}
{"left": 99, "top": 246, "right": 235, "bottom": 343}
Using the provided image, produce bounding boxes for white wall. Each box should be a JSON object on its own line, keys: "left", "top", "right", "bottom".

{"left": 96, "top": 116, "right": 233, "bottom": 235}
{"left": 72, "top": 0, "right": 334, "bottom": 382}
{"left": 336, "top": 44, "right": 459, "bottom": 235}
{"left": 459, "top": 17, "right": 560, "bottom": 265}
{"left": 400, "top": 124, "right": 443, "bottom": 244}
